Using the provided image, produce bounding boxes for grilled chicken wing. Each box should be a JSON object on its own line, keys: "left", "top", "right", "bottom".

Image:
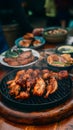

{"left": 15, "top": 91, "right": 30, "bottom": 99}
{"left": 42, "top": 69, "right": 50, "bottom": 79}
{"left": 44, "top": 77, "right": 58, "bottom": 98}
{"left": 9, "top": 84, "right": 20, "bottom": 96}
{"left": 33, "top": 77, "right": 46, "bottom": 96}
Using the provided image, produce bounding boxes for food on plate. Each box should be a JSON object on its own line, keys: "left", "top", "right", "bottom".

{"left": 23, "top": 33, "right": 34, "bottom": 39}
{"left": 47, "top": 54, "right": 73, "bottom": 67}
{"left": 33, "top": 77, "right": 46, "bottom": 96}
{"left": 19, "top": 39, "right": 32, "bottom": 47}
{"left": 32, "top": 39, "right": 41, "bottom": 47}
{"left": 43, "top": 27, "right": 68, "bottom": 44}
{"left": 4, "top": 49, "right": 23, "bottom": 58}
{"left": 19, "top": 32, "right": 41, "bottom": 47}
{"left": 7, "top": 69, "right": 68, "bottom": 99}
{"left": 45, "top": 28, "right": 67, "bottom": 35}
{"left": 3, "top": 50, "right": 36, "bottom": 66}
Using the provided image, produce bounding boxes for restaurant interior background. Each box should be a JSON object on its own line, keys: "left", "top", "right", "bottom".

{"left": 0, "top": 0, "right": 73, "bottom": 47}
{"left": 0, "top": 0, "right": 46, "bottom": 47}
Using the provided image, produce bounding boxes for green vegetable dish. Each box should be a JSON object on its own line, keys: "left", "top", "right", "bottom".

{"left": 4, "top": 49, "right": 23, "bottom": 58}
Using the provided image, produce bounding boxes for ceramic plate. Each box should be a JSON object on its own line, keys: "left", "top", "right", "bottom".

{"left": 15, "top": 36, "right": 46, "bottom": 49}
{"left": 0, "top": 48, "right": 40, "bottom": 68}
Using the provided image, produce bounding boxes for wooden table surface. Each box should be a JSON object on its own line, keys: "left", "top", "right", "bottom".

{"left": 0, "top": 43, "right": 73, "bottom": 130}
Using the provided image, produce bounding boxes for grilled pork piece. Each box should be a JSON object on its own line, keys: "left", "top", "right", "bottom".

{"left": 3, "top": 57, "right": 19, "bottom": 66}
{"left": 17, "top": 55, "right": 34, "bottom": 65}
{"left": 3, "top": 50, "right": 35, "bottom": 66}
{"left": 18, "top": 50, "right": 32, "bottom": 59}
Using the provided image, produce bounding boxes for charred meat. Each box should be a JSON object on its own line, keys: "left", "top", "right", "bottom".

{"left": 7, "top": 69, "right": 69, "bottom": 100}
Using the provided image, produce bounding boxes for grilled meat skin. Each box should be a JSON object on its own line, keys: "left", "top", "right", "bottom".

{"left": 7, "top": 69, "right": 68, "bottom": 100}
{"left": 33, "top": 77, "right": 46, "bottom": 96}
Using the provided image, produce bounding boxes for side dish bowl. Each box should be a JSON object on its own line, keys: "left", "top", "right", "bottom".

{"left": 56, "top": 45, "right": 73, "bottom": 57}
{"left": 43, "top": 27, "right": 68, "bottom": 43}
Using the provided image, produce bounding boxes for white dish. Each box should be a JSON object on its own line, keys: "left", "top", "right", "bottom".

{"left": 0, "top": 48, "right": 40, "bottom": 68}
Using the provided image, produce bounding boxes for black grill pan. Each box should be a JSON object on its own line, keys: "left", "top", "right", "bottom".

{"left": 0, "top": 67, "right": 72, "bottom": 112}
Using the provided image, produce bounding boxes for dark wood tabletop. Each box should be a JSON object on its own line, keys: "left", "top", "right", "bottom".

{"left": 0, "top": 43, "right": 73, "bottom": 130}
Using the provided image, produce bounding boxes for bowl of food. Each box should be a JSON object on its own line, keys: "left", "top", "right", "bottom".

{"left": 56, "top": 45, "right": 73, "bottom": 57}
{"left": 47, "top": 53, "right": 73, "bottom": 71}
{"left": 43, "top": 27, "right": 68, "bottom": 43}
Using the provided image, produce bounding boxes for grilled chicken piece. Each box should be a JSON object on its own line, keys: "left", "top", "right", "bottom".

{"left": 16, "top": 77, "right": 25, "bottom": 87}
{"left": 23, "top": 33, "right": 34, "bottom": 39}
{"left": 58, "top": 70, "right": 68, "bottom": 79}
{"left": 26, "top": 69, "right": 34, "bottom": 74}
{"left": 42, "top": 69, "right": 49, "bottom": 73}
{"left": 7, "top": 69, "right": 69, "bottom": 100}
{"left": 15, "top": 91, "right": 30, "bottom": 99}
{"left": 9, "top": 84, "right": 20, "bottom": 96}
{"left": 42, "top": 69, "right": 50, "bottom": 79}
{"left": 7, "top": 70, "right": 25, "bottom": 86}
{"left": 33, "top": 39, "right": 41, "bottom": 47}
{"left": 44, "top": 77, "right": 58, "bottom": 98}
{"left": 26, "top": 78, "right": 36, "bottom": 88}
{"left": 7, "top": 79, "right": 15, "bottom": 85}
{"left": 33, "top": 69, "right": 40, "bottom": 77}
{"left": 49, "top": 70, "right": 68, "bottom": 79}
{"left": 33, "top": 77, "right": 46, "bottom": 96}
{"left": 15, "top": 70, "right": 26, "bottom": 80}
{"left": 47, "top": 54, "right": 59, "bottom": 64}
{"left": 7, "top": 80, "right": 16, "bottom": 90}
{"left": 61, "top": 54, "right": 71, "bottom": 61}
{"left": 19, "top": 39, "right": 31, "bottom": 47}
{"left": 7, "top": 79, "right": 21, "bottom": 96}
{"left": 42, "top": 73, "right": 50, "bottom": 79}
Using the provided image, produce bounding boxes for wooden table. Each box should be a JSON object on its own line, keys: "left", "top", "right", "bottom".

{"left": 0, "top": 43, "right": 73, "bottom": 130}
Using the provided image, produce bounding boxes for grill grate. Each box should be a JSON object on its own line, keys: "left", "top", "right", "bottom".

{"left": 0, "top": 68, "right": 72, "bottom": 112}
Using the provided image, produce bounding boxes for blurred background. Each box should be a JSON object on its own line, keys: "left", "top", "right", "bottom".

{"left": 0, "top": 0, "right": 73, "bottom": 47}
{"left": 0, "top": 0, "right": 45, "bottom": 27}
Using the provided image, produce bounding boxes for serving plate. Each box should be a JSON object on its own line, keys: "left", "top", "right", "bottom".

{"left": 15, "top": 36, "right": 46, "bottom": 49}
{"left": 0, "top": 48, "right": 40, "bottom": 68}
